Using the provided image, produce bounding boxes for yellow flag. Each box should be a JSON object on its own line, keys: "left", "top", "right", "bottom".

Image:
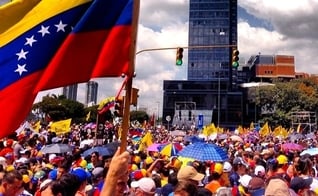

{"left": 32, "top": 121, "right": 41, "bottom": 132}
{"left": 138, "top": 132, "right": 153, "bottom": 151}
{"left": 202, "top": 123, "right": 217, "bottom": 136}
{"left": 237, "top": 125, "right": 244, "bottom": 135}
{"left": 49, "top": 119, "right": 72, "bottom": 135}
{"left": 86, "top": 111, "right": 91, "bottom": 121}
{"left": 273, "top": 125, "right": 282, "bottom": 137}
{"left": 296, "top": 124, "right": 301, "bottom": 133}
{"left": 250, "top": 122, "right": 254, "bottom": 130}
{"left": 259, "top": 122, "right": 270, "bottom": 137}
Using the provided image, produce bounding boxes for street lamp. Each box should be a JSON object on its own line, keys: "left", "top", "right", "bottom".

{"left": 156, "top": 101, "right": 160, "bottom": 127}
{"left": 218, "top": 63, "right": 221, "bottom": 127}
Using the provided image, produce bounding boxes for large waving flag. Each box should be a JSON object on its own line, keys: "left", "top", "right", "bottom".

{"left": 0, "top": 0, "right": 136, "bottom": 138}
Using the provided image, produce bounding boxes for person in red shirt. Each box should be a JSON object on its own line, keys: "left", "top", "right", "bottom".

{"left": 0, "top": 139, "right": 14, "bottom": 157}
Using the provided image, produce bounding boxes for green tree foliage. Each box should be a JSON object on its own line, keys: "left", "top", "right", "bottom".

{"left": 32, "top": 94, "right": 86, "bottom": 123}
{"left": 130, "top": 110, "right": 149, "bottom": 124}
{"left": 257, "top": 77, "right": 318, "bottom": 128}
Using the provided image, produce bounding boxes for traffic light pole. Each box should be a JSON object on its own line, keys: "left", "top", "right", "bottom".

{"left": 136, "top": 44, "right": 237, "bottom": 55}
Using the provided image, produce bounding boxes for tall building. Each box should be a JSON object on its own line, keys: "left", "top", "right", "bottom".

{"left": 86, "top": 81, "right": 98, "bottom": 106}
{"left": 62, "top": 84, "right": 78, "bottom": 101}
{"left": 163, "top": 0, "right": 244, "bottom": 129}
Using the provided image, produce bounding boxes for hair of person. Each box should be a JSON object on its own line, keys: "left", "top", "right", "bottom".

{"left": 174, "top": 181, "right": 198, "bottom": 196}
{"left": 296, "top": 155, "right": 312, "bottom": 175}
{"left": 168, "top": 172, "right": 178, "bottom": 186}
{"left": 2, "top": 170, "right": 23, "bottom": 184}
{"left": 50, "top": 173, "right": 81, "bottom": 196}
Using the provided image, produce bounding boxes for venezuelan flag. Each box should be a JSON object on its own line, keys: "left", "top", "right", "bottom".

{"left": 0, "top": 0, "right": 135, "bottom": 138}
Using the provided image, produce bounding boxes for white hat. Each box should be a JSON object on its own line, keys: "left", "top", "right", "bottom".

{"left": 49, "top": 154, "right": 56, "bottom": 162}
{"left": 131, "top": 177, "right": 156, "bottom": 194}
{"left": 223, "top": 161, "right": 232, "bottom": 173}
{"left": 239, "top": 174, "right": 252, "bottom": 188}
{"left": 254, "top": 165, "right": 265, "bottom": 176}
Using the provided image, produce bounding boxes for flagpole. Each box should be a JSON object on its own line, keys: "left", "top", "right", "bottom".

{"left": 120, "top": 0, "right": 140, "bottom": 153}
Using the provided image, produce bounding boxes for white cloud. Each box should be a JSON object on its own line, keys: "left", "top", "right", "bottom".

{"left": 30, "top": 0, "right": 318, "bottom": 114}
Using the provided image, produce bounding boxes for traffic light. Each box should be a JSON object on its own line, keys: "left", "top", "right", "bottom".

{"left": 114, "top": 96, "right": 124, "bottom": 117}
{"left": 176, "top": 47, "right": 184, "bottom": 66}
{"left": 131, "top": 88, "right": 139, "bottom": 106}
{"left": 232, "top": 49, "right": 239, "bottom": 69}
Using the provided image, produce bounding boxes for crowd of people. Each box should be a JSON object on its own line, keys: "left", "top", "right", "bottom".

{"left": 0, "top": 122, "right": 318, "bottom": 196}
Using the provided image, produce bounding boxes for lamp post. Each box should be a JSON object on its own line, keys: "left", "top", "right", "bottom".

{"left": 218, "top": 63, "right": 221, "bottom": 127}
{"left": 156, "top": 101, "right": 160, "bottom": 127}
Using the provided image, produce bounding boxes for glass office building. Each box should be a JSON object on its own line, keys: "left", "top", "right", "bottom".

{"left": 163, "top": 0, "right": 246, "bottom": 129}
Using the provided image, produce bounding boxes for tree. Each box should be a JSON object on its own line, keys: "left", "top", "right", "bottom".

{"left": 256, "top": 77, "right": 318, "bottom": 128}
{"left": 130, "top": 110, "right": 149, "bottom": 124}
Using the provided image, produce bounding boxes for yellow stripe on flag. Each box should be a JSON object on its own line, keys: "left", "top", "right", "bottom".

{"left": 0, "top": 0, "right": 91, "bottom": 46}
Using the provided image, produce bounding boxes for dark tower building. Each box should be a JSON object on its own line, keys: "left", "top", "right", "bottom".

{"left": 163, "top": 0, "right": 244, "bottom": 129}
{"left": 62, "top": 84, "right": 78, "bottom": 101}
{"left": 86, "top": 81, "right": 98, "bottom": 106}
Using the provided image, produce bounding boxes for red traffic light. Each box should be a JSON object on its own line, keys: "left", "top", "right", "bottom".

{"left": 176, "top": 47, "right": 184, "bottom": 66}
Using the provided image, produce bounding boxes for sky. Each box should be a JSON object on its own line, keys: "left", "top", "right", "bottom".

{"left": 2, "top": 0, "right": 318, "bottom": 116}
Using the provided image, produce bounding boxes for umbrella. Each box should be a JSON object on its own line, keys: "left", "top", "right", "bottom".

{"left": 300, "top": 148, "right": 318, "bottom": 156}
{"left": 170, "top": 130, "right": 186, "bottom": 137}
{"left": 104, "top": 141, "right": 120, "bottom": 154}
{"left": 178, "top": 142, "right": 228, "bottom": 162}
{"left": 183, "top": 135, "right": 204, "bottom": 143}
{"left": 159, "top": 143, "right": 183, "bottom": 157}
{"left": 230, "top": 135, "right": 243, "bottom": 143}
{"left": 40, "top": 143, "right": 73, "bottom": 154}
{"left": 147, "top": 143, "right": 163, "bottom": 152}
{"left": 282, "top": 143, "right": 304, "bottom": 151}
{"left": 82, "top": 146, "right": 113, "bottom": 157}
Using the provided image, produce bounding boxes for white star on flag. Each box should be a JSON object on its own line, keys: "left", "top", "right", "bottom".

{"left": 38, "top": 25, "right": 50, "bottom": 37}
{"left": 15, "top": 64, "right": 28, "bottom": 76}
{"left": 55, "top": 20, "right": 67, "bottom": 32}
{"left": 16, "top": 49, "right": 29, "bottom": 60}
{"left": 25, "top": 35, "right": 37, "bottom": 47}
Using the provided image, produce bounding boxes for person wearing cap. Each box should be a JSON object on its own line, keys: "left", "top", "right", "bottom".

{"left": 247, "top": 165, "right": 266, "bottom": 196}
{"left": 295, "top": 155, "right": 318, "bottom": 193}
{"left": 177, "top": 165, "right": 205, "bottom": 186}
{"left": 230, "top": 157, "right": 248, "bottom": 196}
{"left": 14, "top": 134, "right": 26, "bottom": 160}
{"left": 220, "top": 161, "right": 232, "bottom": 187}
{"left": 0, "top": 139, "right": 14, "bottom": 157}
{"left": 71, "top": 167, "right": 90, "bottom": 196}
{"left": 238, "top": 174, "right": 252, "bottom": 196}
{"left": 290, "top": 176, "right": 313, "bottom": 195}
{"left": 131, "top": 177, "right": 156, "bottom": 196}
{"left": 205, "top": 162, "right": 224, "bottom": 194}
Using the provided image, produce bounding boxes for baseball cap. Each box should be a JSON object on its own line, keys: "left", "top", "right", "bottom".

{"left": 233, "top": 157, "right": 248, "bottom": 167}
{"left": 254, "top": 165, "right": 265, "bottom": 176}
{"left": 239, "top": 174, "right": 252, "bottom": 188}
{"left": 248, "top": 176, "right": 265, "bottom": 190}
{"left": 290, "top": 177, "right": 313, "bottom": 193}
{"left": 211, "top": 163, "right": 223, "bottom": 175}
{"left": 277, "top": 155, "right": 288, "bottom": 165}
{"left": 71, "top": 168, "right": 89, "bottom": 182}
{"left": 177, "top": 165, "right": 205, "bottom": 182}
{"left": 223, "top": 161, "right": 232, "bottom": 173}
{"left": 92, "top": 167, "right": 104, "bottom": 178}
{"left": 131, "top": 177, "right": 156, "bottom": 194}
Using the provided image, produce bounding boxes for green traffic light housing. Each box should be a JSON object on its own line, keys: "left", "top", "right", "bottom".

{"left": 176, "top": 47, "right": 184, "bottom": 66}
{"left": 232, "top": 49, "right": 239, "bottom": 68}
